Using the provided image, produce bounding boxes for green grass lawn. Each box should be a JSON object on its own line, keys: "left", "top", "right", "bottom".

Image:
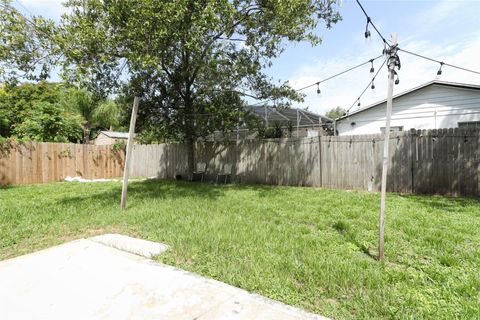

{"left": 1, "top": 180, "right": 479, "bottom": 319}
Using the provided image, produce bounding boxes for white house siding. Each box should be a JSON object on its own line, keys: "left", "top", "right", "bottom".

{"left": 336, "top": 84, "right": 480, "bottom": 135}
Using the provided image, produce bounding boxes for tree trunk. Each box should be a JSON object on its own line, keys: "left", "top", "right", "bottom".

{"left": 184, "top": 83, "right": 195, "bottom": 176}
{"left": 186, "top": 136, "right": 195, "bottom": 176}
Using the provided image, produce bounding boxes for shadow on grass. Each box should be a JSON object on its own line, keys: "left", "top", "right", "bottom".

{"left": 56, "top": 179, "right": 294, "bottom": 210}
{"left": 333, "top": 221, "right": 378, "bottom": 260}
{"left": 56, "top": 179, "right": 228, "bottom": 207}
{"left": 398, "top": 193, "right": 480, "bottom": 213}
{"left": 227, "top": 182, "right": 290, "bottom": 198}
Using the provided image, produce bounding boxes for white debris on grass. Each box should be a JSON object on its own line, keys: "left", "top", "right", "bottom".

{"left": 64, "top": 176, "right": 159, "bottom": 183}
{"left": 64, "top": 176, "right": 112, "bottom": 183}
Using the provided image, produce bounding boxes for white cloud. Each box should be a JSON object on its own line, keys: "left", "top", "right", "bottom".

{"left": 413, "top": 0, "right": 463, "bottom": 30}
{"left": 289, "top": 35, "right": 480, "bottom": 116}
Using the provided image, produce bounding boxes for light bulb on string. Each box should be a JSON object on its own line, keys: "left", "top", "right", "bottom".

{"left": 371, "top": 81, "right": 376, "bottom": 93}
{"left": 316, "top": 82, "right": 321, "bottom": 95}
{"left": 394, "top": 72, "right": 400, "bottom": 85}
{"left": 364, "top": 18, "right": 371, "bottom": 39}
{"left": 357, "top": 99, "right": 361, "bottom": 107}
{"left": 436, "top": 62, "right": 444, "bottom": 80}
{"left": 382, "top": 43, "right": 388, "bottom": 58}
{"left": 369, "top": 60, "right": 375, "bottom": 78}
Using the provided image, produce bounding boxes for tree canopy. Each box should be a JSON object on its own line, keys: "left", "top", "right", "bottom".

{"left": 0, "top": 82, "right": 84, "bottom": 142}
{"left": 0, "top": 0, "right": 341, "bottom": 171}
{"left": 325, "top": 106, "right": 346, "bottom": 120}
{"left": 0, "top": 81, "right": 122, "bottom": 142}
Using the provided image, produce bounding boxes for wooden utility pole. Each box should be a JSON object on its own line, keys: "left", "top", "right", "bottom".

{"left": 378, "top": 33, "right": 398, "bottom": 260}
{"left": 121, "top": 96, "right": 140, "bottom": 210}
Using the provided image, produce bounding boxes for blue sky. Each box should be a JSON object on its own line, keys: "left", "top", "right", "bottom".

{"left": 15, "top": 0, "right": 480, "bottom": 115}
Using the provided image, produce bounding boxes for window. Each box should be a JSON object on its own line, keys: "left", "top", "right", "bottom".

{"left": 458, "top": 121, "right": 480, "bottom": 129}
{"left": 380, "top": 126, "right": 403, "bottom": 134}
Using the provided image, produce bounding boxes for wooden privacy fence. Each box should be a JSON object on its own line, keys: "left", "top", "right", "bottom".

{"left": 131, "top": 128, "right": 480, "bottom": 196}
{"left": 2, "top": 129, "right": 479, "bottom": 195}
{"left": 0, "top": 142, "right": 125, "bottom": 185}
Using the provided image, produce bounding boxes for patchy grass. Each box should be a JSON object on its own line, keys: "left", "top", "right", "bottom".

{"left": 1, "top": 180, "right": 479, "bottom": 319}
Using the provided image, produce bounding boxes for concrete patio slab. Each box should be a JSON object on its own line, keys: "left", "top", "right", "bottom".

{"left": 0, "top": 237, "right": 329, "bottom": 320}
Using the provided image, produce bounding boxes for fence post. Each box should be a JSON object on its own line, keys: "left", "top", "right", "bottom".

{"left": 318, "top": 135, "right": 323, "bottom": 187}
{"left": 409, "top": 129, "right": 416, "bottom": 193}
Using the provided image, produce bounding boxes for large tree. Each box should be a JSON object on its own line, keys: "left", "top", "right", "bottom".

{"left": 0, "top": 0, "right": 341, "bottom": 172}
{"left": 59, "top": 0, "right": 341, "bottom": 172}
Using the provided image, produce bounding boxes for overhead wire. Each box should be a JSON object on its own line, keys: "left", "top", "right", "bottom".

{"left": 5, "top": 0, "right": 480, "bottom": 112}
{"left": 355, "top": 0, "right": 390, "bottom": 46}
{"left": 346, "top": 57, "right": 388, "bottom": 113}
{"left": 398, "top": 48, "right": 480, "bottom": 76}
{"left": 250, "top": 54, "right": 384, "bottom": 107}
{"left": 295, "top": 54, "right": 383, "bottom": 92}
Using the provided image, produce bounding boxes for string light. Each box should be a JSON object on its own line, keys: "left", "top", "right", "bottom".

{"left": 316, "top": 82, "right": 321, "bottom": 94}
{"left": 371, "top": 82, "right": 375, "bottom": 90}
{"left": 356, "top": 0, "right": 390, "bottom": 45}
{"left": 436, "top": 62, "right": 444, "bottom": 79}
{"left": 398, "top": 48, "right": 480, "bottom": 76}
{"left": 394, "top": 72, "right": 400, "bottom": 85}
{"left": 364, "top": 17, "right": 371, "bottom": 39}
{"left": 346, "top": 58, "right": 388, "bottom": 113}
{"left": 369, "top": 59, "right": 375, "bottom": 77}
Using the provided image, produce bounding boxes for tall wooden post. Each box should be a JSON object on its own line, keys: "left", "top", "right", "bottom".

{"left": 378, "top": 34, "right": 398, "bottom": 260}
{"left": 121, "top": 97, "right": 140, "bottom": 210}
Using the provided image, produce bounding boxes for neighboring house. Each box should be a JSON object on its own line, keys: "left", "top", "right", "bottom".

{"left": 335, "top": 81, "right": 480, "bottom": 136}
{"left": 94, "top": 131, "right": 131, "bottom": 145}
{"left": 247, "top": 105, "right": 333, "bottom": 137}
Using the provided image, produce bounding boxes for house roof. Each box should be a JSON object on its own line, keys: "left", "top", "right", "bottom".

{"left": 337, "top": 80, "right": 480, "bottom": 121}
{"left": 99, "top": 131, "right": 130, "bottom": 139}
{"left": 247, "top": 105, "right": 332, "bottom": 126}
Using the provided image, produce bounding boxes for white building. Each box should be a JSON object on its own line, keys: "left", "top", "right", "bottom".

{"left": 335, "top": 81, "right": 480, "bottom": 136}
{"left": 94, "top": 131, "right": 131, "bottom": 145}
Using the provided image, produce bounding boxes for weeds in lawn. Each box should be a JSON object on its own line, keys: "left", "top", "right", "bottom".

{"left": 1, "top": 180, "right": 480, "bottom": 319}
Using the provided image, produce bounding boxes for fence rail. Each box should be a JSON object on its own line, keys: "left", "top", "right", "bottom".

{"left": 0, "top": 142, "right": 125, "bottom": 185}
{"left": 2, "top": 129, "right": 479, "bottom": 196}
{"left": 131, "top": 128, "right": 480, "bottom": 196}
